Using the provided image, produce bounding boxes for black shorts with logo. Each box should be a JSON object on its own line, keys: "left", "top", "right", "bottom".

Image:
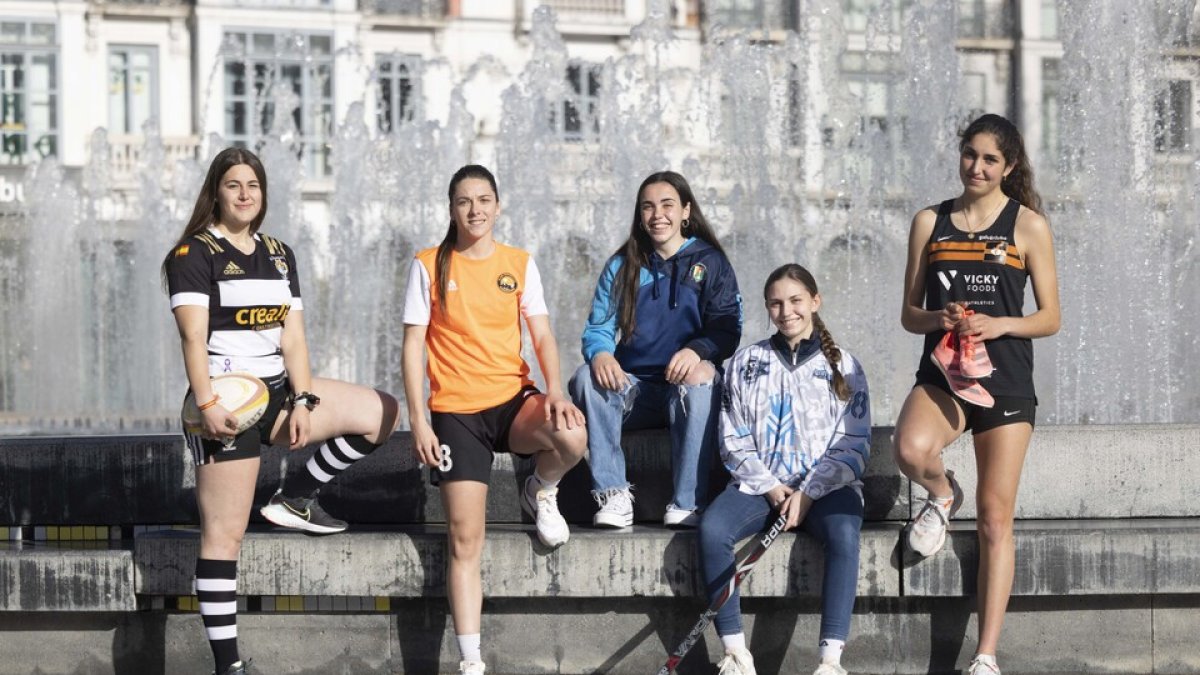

{"left": 914, "top": 373, "right": 1036, "bottom": 434}
{"left": 429, "top": 386, "right": 540, "bottom": 485}
{"left": 184, "top": 373, "right": 290, "bottom": 466}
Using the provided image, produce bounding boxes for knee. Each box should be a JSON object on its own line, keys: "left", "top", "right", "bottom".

{"left": 447, "top": 527, "right": 485, "bottom": 562}
{"left": 892, "top": 429, "right": 936, "bottom": 470}
{"left": 555, "top": 424, "right": 588, "bottom": 462}
{"left": 201, "top": 528, "right": 245, "bottom": 559}
{"left": 976, "top": 506, "right": 1014, "bottom": 547}
{"left": 822, "top": 520, "right": 862, "bottom": 556}
{"left": 682, "top": 361, "right": 717, "bottom": 387}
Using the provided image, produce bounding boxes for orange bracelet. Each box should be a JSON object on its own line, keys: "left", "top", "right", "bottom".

{"left": 197, "top": 394, "right": 221, "bottom": 411}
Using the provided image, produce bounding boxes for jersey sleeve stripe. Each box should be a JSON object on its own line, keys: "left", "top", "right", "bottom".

{"left": 170, "top": 292, "right": 210, "bottom": 308}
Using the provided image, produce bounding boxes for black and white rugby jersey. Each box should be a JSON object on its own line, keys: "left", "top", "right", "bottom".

{"left": 166, "top": 228, "right": 302, "bottom": 378}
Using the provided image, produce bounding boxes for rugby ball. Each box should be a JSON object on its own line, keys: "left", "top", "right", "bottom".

{"left": 182, "top": 372, "right": 270, "bottom": 435}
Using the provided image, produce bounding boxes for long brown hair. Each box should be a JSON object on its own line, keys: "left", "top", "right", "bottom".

{"left": 961, "top": 113, "right": 1043, "bottom": 216}
{"left": 160, "top": 147, "right": 269, "bottom": 281}
{"left": 436, "top": 165, "right": 499, "bottom": 314}
{"left": 613, "top": 171, "right": 725, "bottom": 341}
{"left": 764, "top": 263, "right": 849, "bottom": 401}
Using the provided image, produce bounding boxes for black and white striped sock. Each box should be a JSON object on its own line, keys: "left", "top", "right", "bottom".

{"left": 195, "top": 557, "right": 239, "bottom": 673}
{"left": 286, "top": 434, "right": 381, "bottom": 498}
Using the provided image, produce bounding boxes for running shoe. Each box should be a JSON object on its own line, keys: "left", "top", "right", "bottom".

{"left": 592, "top": 487, "right": 634, "bottom": 528}
{"left": 215, "top": 659, "right": 252, "bottom": 675}
{"left": 930, "top": 329, "right": 960, "bottom": 381}
{"left": 717, "top": 647, "right": 757, "bottom": 675}
{"left": 967, "top": 657, "right": 1001, "bottom": 675}
{"left": 663, "top": 504, "right": 699, "bottom": 528}
{"left": 959, "top": 311, "right": 995, "bottom": 379}
{"left": 931, "top": 345, "right": 995, "bottom": 408}
{"left": 459, "top": 660, "right": 486, "bottom": 674}
{"left": 813, "top": 664, "right": 848, "bottom": 675}
{"left": 259, "top": 489, "right": 348, "bottom": 535}
{"left": 521, "top": 476, "right": 570, "bottom": 548}
{"left": 906, "top": 470, "right": 963, "bottom": 557}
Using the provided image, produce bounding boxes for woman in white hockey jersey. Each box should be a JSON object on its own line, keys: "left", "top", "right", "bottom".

{"left": 697, "top": 263, "right": 871, "bottom": 675}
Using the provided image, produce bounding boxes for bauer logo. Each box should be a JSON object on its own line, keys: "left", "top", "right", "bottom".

{"left": 496, "top": 273, "right": 518, "bottom": 293}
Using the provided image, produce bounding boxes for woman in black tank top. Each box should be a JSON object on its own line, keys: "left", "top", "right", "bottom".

{"left": 892, "top": 114, "right": 1061, "bottom": 675}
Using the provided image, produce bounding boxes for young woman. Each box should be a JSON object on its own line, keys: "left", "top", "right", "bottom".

{"left": 163, "top": 147, "right": 400, "bottom": 675}
{"left": 569, "top": 171, "right": 742, "bottom": 529}
{"left": 699, "top": 264, "right": 870, "bottom": 675}
{"left": 400, "top": 164, "right": 587, "bottom": 675}
{"left": 894, "top": 113, "right": 1061, "bottom": 675}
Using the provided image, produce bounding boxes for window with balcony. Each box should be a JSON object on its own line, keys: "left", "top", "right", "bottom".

{"left": 223, "top": 30, "right": 334, "bottom": 176}
{"left": 705, "top": 0, "right": 795, "bottom": 33}
{"left": 360, "top": 0, "right": 446, "bottom": 19}
{"left": 0, "top": 20, "right": 57, "bottom": 164}
{"left": 552, "top": 62, "right": 602, "bottom": 142}
{"left": 377, "top": 53, "right": 422, "bottom": 132}
{"left": 108, "top": 46, "right": 157, "bottom": 135}
{"left": 835, "top": 52, "right": 907, "bottom": 184}
{"left": 1154, "top": 79, "right": 1192, "bottom": 154}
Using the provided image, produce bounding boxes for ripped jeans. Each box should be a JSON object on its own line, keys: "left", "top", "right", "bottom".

{"left": 568, "top": 363, "right": 719, "bottom": 511}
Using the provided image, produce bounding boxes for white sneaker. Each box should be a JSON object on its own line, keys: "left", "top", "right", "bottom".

{"left": 717, "top": 647, "right": 756, "bottom": 675}
{"left": 906, "top": 470, "right": 962, "bottom": 557}
{"left": 592, "top": 487, "right": 634, "bottom": 528}
{"left": 967, "top": 657, "right": 1001, "bottom": 675}
{"left": 521, "top": 476, "right": 570, "bottom": 548}
{"left": 458, "top": 660, "right": 486, "bottom": 674}
{"left": 813, "top": 663, "right": 848, "bottom": 675}
{"left": 663, "top": 504, "right": 699, "bottom": 528}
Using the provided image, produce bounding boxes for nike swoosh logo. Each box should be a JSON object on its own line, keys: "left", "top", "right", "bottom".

{"left": 282, "top": 501, "right": 311, "bottom": 520}
{"left": 1003, "top": 410, "right": 1020, "bottom": 416}
{"left": 937, "top": 235, "right": 953, "bottom": 241}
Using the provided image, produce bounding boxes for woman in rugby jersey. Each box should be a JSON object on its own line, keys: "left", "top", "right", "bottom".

{"left": 400, "top": 164, "right": 587, "bottom": 675}
{"left": 893, "top": 114, "right": 1061, "bottom": 675}
{"left": 162, "top": 147, "right": 400, "bottom": 675}
{"left": 698, "top": 263, "right": 870, "bottom": 675}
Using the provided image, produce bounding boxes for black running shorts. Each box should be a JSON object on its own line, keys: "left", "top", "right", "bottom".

{"left": 914, "top": 373, "right": 1036, "bottom": 433}
{"left": 429, "top": 386, "right": 540, "bottom": 485}
{"left": 184, "top": 374, "right": 290, "bottom": 466}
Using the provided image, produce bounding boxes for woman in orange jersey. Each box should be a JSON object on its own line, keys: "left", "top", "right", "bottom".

{"left": 400, "top": 164, "right": 587, "bottom": 675}
{"left": 893, "top": 114, "right": 1060, "bottom": 675}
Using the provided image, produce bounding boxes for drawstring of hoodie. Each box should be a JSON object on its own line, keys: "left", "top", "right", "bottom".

{"left": 648, "top": 253, "right": 681, "bottom": 309}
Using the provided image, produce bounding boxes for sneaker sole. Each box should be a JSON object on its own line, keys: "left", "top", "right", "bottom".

{"left": 593, "top": 513, "right": 634, "bottom": 528}
{"left": 259, "top": 505, "right": 346, "bottom": 535}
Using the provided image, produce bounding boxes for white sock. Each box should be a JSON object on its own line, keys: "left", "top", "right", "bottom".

{"left": 532, "top": 471, "right": 560, "bottom": 491}
{"left": 720, "top": 632, "right": 746, "bottom": 652}
{"left": 456, "top": 633, "right": 481, "bottom": 662}
{"left": 930, "top": 493, "right": 954, "bottom": 514}
{"left": 818, "top": 638, "right": 845, "bottom": 664}
{"left": 973, "top": 653, "right": 997, "bottom": 666}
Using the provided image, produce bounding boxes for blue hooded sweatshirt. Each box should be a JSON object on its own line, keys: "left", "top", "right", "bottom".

{"left": 581, "top": 237, "right": 743, "bottom": 382}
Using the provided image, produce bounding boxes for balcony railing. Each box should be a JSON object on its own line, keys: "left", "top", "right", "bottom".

{"left": 536, "top": 0, "right": 625, "bottom": 16}
{"left": 703, "top": 0, "right": 796, "bottom": 35}
{"left": 359, "top": 0, "right": 446, "bottom": 18}
{"left": 106, "top": 135, "right": 200, "bottom": 186}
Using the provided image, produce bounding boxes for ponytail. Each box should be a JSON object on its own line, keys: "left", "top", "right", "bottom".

{"left": 434, "top": 222, "right": 456, "bottom": 315}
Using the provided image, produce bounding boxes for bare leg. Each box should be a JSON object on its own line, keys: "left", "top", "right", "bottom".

{"left": 893, "top": 385, "right": 967, "bottom": 499}
{"left": 440, "top": 480, "right": 489, "bottom": 636}
{"left": 973, "top": 422, "right": 1032, "bottom": 656}
{"left": 507, "top": 394, "right": 587, "bottom": 481}
{"left": 196, "top": 457, "right": 260, "bottom": 559}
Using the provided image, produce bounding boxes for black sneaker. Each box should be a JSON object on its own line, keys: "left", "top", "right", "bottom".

{"left": 216, "top": 659, "right": 252, "bottom": 675}
{"left": 259, "top": 489, "right": 347, "bottom": 534}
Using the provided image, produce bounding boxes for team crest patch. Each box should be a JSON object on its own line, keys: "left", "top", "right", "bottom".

{"left": 984, "top": 241, "right": 1008, "bottom": 264}
{"left": 496, "top": 273, "right": 518, "bottom": 293}
{"left": 689, "top": 263, "right": 707, "bottom": 283}
{"left": 271, "top": 256, "right": 289, "bottom": 279}
{"left": 174, "top": 244, "right": 190, "bottom": 258}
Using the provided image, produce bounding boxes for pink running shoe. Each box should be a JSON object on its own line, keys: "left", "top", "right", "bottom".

{"left": 930, "top": 330, "right": 960, "bottom": 383}
{"left": 959, "top": 310, "right": 994, "bottom": 379}
{"left": 930, "top": 339, "right": 995, "bottom": 408}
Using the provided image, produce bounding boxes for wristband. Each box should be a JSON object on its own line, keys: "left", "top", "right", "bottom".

{"left": 197, "top": 395, "right": 221, "bottom": 411}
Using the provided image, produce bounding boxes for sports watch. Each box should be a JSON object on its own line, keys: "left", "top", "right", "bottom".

{"left": 292, "top": 391, "right": 321, "bottom": 411}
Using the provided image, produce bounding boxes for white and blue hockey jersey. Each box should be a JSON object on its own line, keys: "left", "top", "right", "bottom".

{"left": 720, "top": 334, "right": 871, "bottom": 500}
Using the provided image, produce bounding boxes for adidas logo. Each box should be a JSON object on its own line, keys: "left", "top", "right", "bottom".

{"left": 223, "top": 261, "right": 245, "bottom": 276}
{"left": 447, "top": 280, "right": 458, "bottom": 292}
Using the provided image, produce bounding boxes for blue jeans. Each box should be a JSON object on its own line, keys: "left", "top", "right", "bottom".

{"left": 568, "top": 364, "right": 718, "bottom": 511}
{"left": 698, "top": 483, "right": 863, "bottom": 640}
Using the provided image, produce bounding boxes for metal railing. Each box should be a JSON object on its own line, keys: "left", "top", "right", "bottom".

{"left": 536, "top": 0, "right": 626, "bottom": 16}
{"left": 703, "top": 0, "right": 796, "bottom": 34}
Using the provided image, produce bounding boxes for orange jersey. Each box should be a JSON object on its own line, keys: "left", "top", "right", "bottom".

{"left": 402, "top": 243, "right": 547, "bottom": 413}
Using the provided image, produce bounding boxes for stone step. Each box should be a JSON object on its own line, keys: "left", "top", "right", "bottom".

{"left": 0, "top": 542, "right": 135, "bottom": 611}
{"left": 3, "top": 425, "right": 1197, "bottom": 527}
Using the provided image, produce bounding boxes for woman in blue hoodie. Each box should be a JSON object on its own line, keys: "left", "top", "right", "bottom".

{"left": 569, "top": 171, "right": 742, "bottom": 528}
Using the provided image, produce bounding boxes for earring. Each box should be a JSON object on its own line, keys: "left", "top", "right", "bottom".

{"left": 682, "top": 218, "right": 690, "bottom": 230}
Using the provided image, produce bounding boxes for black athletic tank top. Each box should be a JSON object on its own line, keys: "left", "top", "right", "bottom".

{"left": 916, "top": 198, "right": 1035, "bottom": 399}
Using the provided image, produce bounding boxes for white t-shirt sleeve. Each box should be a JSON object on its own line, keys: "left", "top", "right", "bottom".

{"left": 521, "top": 256, "right": 549, "bottom": 318}
{"left": 401, "top": 257, "right": 432, "bottom": 326}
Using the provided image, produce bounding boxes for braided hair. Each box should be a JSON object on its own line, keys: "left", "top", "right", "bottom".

{"left": 763, "top": 263, "right": 850, "bottom": 401}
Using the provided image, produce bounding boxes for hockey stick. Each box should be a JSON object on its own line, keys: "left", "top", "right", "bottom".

{"left": 655, "top": 510, "right": 790, "bottom": 675}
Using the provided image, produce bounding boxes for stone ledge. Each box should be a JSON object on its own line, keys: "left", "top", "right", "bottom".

{"left": 905, "top": 518, "right": 1200, "bottom": 596}
{"left": 0, "top": 542, "right": 135, "bottom": 611}
{"left": 134, "top": 524, "right": 902, "bottom": 599}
